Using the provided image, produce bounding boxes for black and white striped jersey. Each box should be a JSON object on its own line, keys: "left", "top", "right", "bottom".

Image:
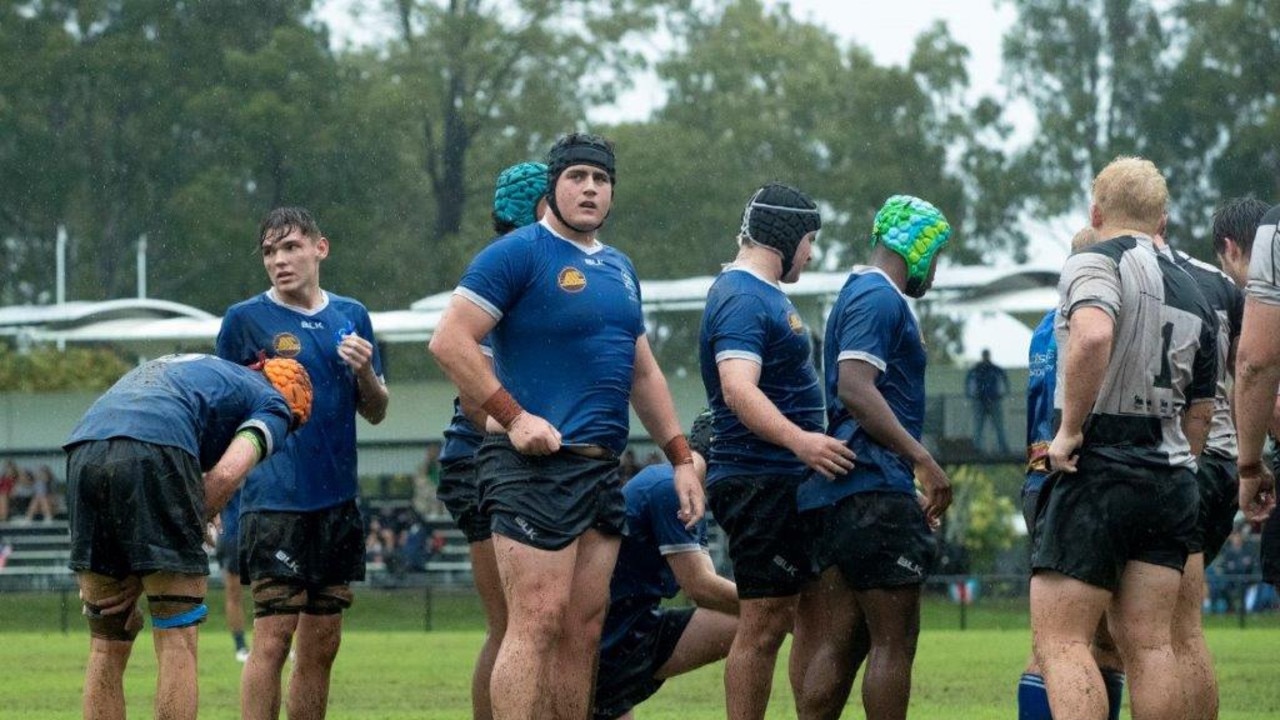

{"left": 1172, "top": 248, "right": 1243, "bottom": 460}
{"left": 1246, "top": 205, "right": 1280, "bottom": 305}
{"left": 1054, "top": 234, "right": 1217, "bottom": 468}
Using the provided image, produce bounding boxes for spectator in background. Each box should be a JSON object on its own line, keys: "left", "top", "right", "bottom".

{"left": 1215, "top": 530, "right": 1258, "bottom": 612}
{"left": 25, "top": 463, "right": 56, "bottom": 524}
{"left": 966, "top": 348, "right": 1010, "bottom": 455}
{"left": 11, "top": 466, "right": 33, "bottom": 519}
{"left": 0, "top": 459, "right": 16, "bottom": 522}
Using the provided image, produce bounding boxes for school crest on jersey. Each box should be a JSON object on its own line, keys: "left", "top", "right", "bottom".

{"left": 558, "top": 267, "right": 587, "bottom": 293}
{"left": 787, "top": 312, "right": 804, "bottom": 334}
{"left": 273, "top": 332, "right": 302, "bottom": 358}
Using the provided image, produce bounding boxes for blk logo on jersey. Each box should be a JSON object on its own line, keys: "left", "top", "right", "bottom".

{"left": 558, "top": 267, "right": 587, "bottom": 293}
{"left": 273, "top": 332, "right": 302, "bottom": 358}
{"left": 787, "top": 313, "right": 804, "bottom": 334}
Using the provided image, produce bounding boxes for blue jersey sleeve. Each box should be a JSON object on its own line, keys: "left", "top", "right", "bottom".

{"left": 455, "top": 235, "right": 535, "bottom": 320}
{"left": 644, "top": 479, "right": 706, "bottom": 554}
{"left": 834, "top": 285, "right": 903, "bottom": 372}
{"left": 216, "top": 305, "right": 258, "bottom": 366}
{"left": 707, "top": 292, "right": 770, "bottom": 365}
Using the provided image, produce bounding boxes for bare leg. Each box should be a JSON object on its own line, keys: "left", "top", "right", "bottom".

{"left": 287, "top": 612, "right": 344, "bottom": 720}
{"left": 857, "top": 586, "right": 922, "bottom": 720}
{"left": 654, "top": 607, "right": 738, "bottom": 679}
{"left": 793, "top": 567, "right": 867, "bottom": 720}
{"left": 78, "top": 572, "right": 142, "bottom": 720}
{"left": 549, "top": 529, "right": 621, "bottom": 720}
{"left": 242, "top": 612, "right": 301, "bottom": 720}
{"left": 1109, "top": 561, "right": 1188, "bottom": 720}
{"left": 489, "top": 533, "right": 577, "bottom": 720}
{"left": 724, "top": 595, "right": 797, "bottom": 720}
{"left": 471, "top": 538, "right": 508, "bottom": 720}
{"left": 142, "top": 572, "right": 207, "bottom": 720}
{"left": 1031, "top": 571, "right": 1111, "bottom": 720}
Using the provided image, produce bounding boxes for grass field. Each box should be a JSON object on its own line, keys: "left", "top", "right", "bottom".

{"left": 3, "top": 589, "right": 1278, "bottom": 719}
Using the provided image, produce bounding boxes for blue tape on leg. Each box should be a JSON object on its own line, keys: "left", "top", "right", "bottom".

{"left": 152, "top": 604, "right": 209, "bottom": 629}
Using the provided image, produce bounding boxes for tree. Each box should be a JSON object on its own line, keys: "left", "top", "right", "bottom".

{"left": 385, "top": 0, "right": 689, "bottom": 291}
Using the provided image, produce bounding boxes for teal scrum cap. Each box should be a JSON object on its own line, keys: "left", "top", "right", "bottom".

{"left": 493, "top": 161, "right": 549, "bottom": 229}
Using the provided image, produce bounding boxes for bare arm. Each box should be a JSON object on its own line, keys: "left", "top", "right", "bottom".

{"left": 1049, "top": 306, "right": 1114, "bottom": 473}
{"left": 718, "top": 358, "right": 855, "bottom": 479}
{"left": 338, "top": 333, "right": 389, "bottom": 424}
{"left": 838, "top": 358, "right": 950, "bottom": 519}
{"left": 1181, "top": 399, "right": 1213, "bottom": 458}
{"left": 203, "top": 434, "right": 262, "bottom": 521}
{"left": 632, "top": 336, "right": 704, "bottom": 526}
{"left": 429, "top": 296, "right": 560, "bottom": 454}
{"left": 666, "top": 550, "right": 739, "bottom": 615}
{"left": 1234, "top": 298, "right": 1280, "bottom": 521}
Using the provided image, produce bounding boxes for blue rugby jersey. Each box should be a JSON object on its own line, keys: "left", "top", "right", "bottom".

{"left": 699, "top": 267, "right": 824, "bottom": 484}
{"left": 797, "top": 267, "right": 925, "bottom": 511}
{"left": 220, "top": 488, "right": 242, "bottom": 542}
{"left": 600, "top": 463, "right": 708, "bottom": 653}
{"left": 217, "top": 290, "right": 384, "bottom": 512}
{"left": 456, "top": 221, "right": 645, "bottom": 455}
{"left": 1024, "top": 311, "right": 1057, "bottom": 493}
{"left": 65, "top": 354, "right": 292, "bottom": 469}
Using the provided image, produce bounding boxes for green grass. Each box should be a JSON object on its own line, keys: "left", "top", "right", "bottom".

{"left": 2, "top": 590, "right": 1278, "bottom": 718}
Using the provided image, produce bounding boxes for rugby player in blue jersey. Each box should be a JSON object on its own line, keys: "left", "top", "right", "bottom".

{"left": 592, "top": 411, "right": 739, "bottom": 720}
{"left": 699, "top": 182, "right": 856, "bottom": 720}
{"left": 65, "top": 353, "right": 309, "bottom": 720}
{"left": 218, "top": 207, "right": 389, "bottom": 720}
{"left": 792, "top": 195, "right": 952, "bottom": 720}
{"left": 436, "top": 160, "right": 546, "bottom": 720}
{"left": 430, "top": 133, "right": 702, "bottom": 720}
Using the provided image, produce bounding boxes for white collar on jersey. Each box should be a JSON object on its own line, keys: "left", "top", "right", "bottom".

{"left": 849, "top": 265, "right": 910, "bottom": 300}
{"left": 722, "top": 263, "right": 782, "bottom": 291}
{"left": 266, "top": 288, "right": 330, "bottom": 316}
{"left": 540, "top": 217, "right": 605, "bottom": 255}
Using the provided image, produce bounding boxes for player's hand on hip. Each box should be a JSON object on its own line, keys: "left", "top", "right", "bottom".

{"left": 507, "top": 412, "right": 562, "bottom": 456}
{"left": 795, "top": 431, "right": 856, "bottom": 480}
{"left": 1048, "top": 430, "right": 1083, "bottom": 473}
{"left": 1239, "top": 461, "right": 1277, "bottom": 523}
{"left": 916, "top": 455, "right": 952, "bottom": 521}
{"left": 337, "top": 333, "right": 374, "bottom": 373}
{"left": 672, "top": 462, "right": 705, "bottom": 530}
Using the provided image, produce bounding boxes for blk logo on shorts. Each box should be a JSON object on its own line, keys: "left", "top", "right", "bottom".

{"left": 274, "top": 550, "right": 301, "bottom": 574}
{"left": 514, "top": 516, "right": 538, "bottom": 540}
{"left": 896, "top": 556, "right": 923, "bottom": 577}
{"left": 773, "top": 555, "right": 798, "bottom": 577}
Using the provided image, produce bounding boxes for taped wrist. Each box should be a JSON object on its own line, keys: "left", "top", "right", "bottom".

{"left": 1240, "top": 461, "right": 1263, "bottom": 477}
{"left": 482, "top": 388, "right": 524, "bottom": 429}
{"left": 236, "top": 428, "right": 266, "bottom": 462}
{"left": 663, "top": 435, "right": 693, "bottom": 466}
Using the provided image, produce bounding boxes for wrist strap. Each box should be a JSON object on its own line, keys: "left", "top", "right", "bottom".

{"left": 663, "top": 435, "right": 693, "bottom": 466}
{"left": 1239, "top": 461, "right": 1263, "bottom": 477}
{"left": 235, "top": 429, "right": 266, "bottom": 462}
{"left": 482, "top": 388, "right": 524, "bottom": 429}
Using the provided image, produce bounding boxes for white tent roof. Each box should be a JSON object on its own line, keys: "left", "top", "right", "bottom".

{"left": 9, "top": 263, "right": 1060, "bottom": 366}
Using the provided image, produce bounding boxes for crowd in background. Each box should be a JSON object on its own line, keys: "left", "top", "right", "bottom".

{"left": 0, "top": 460, "right": 60, "bottom": 523}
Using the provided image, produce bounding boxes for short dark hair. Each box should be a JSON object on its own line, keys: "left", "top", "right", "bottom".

{"left": 1212, "top": 196, "right": 1269, "bottom": 257}
{"left": 258, "top": 207, "right": 321, "bottom": 247}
